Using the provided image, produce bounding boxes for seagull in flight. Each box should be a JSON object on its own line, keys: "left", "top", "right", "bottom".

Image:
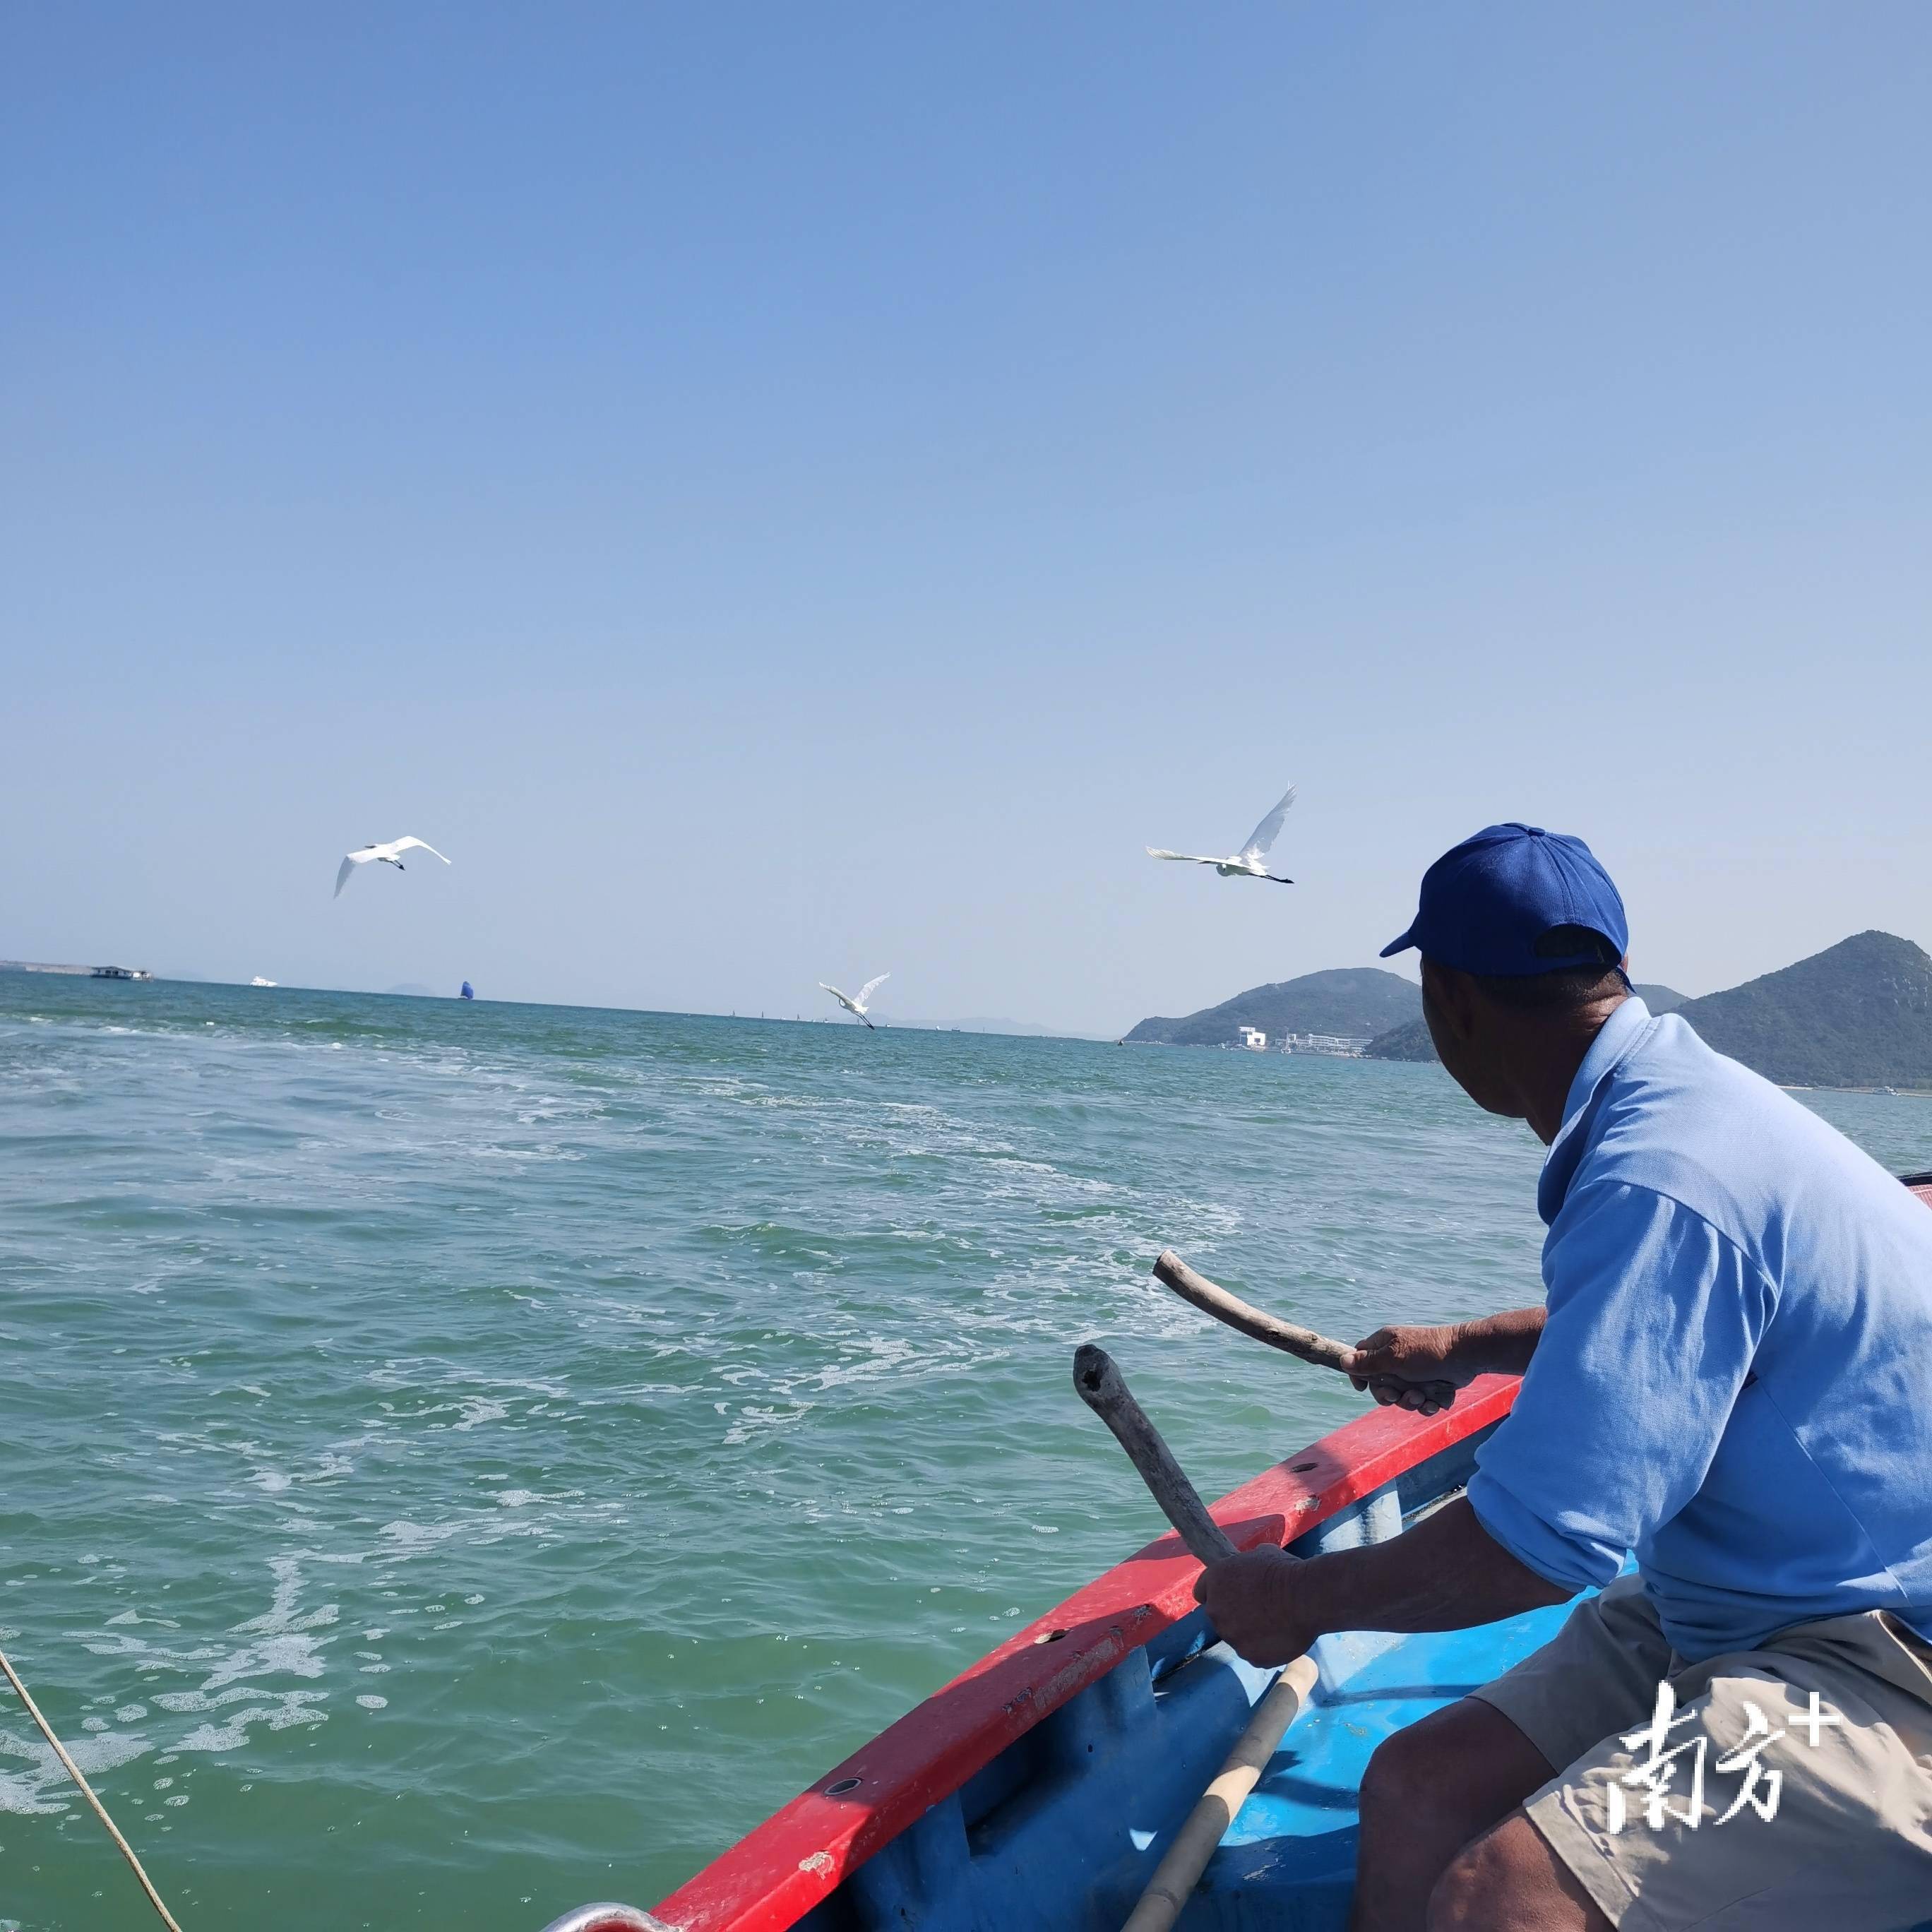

{"left": 819, "top": 973, "right": 889, "bottom": 1028}
{"left": 1147, "top": 785, "right": 1297, "bottom": 883}
{"left": 335, "top": 836, "right": 452, "bottom": 898}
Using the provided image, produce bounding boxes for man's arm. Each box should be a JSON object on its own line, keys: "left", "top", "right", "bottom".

{"left": 1342, "top": 1307, "right": 1547, "bottom": 1414}
{"left": 1194, "top": 1496, "right": 1572, "bottom": 1666}
{"left": 1205, "top": 1183, "right": 1772, "bottom": 1671}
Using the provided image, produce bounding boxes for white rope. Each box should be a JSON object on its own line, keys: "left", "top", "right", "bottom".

{"left": 0, "top": 1642, "right": 186, "bottom": 1932}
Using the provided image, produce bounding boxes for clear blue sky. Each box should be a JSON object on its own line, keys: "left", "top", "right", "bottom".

{"left": 5, "top": 4, "right": 1928, "bottom": 1032}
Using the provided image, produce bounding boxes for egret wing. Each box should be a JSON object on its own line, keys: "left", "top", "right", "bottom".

{"left": 1147, "top": 849, "right": 1218, "bottom": 865}
{"left": 334, "top": 854, "right": 359, "bottom": 898}
{"left": 856, "top": 972, "right": 890, "bottom": 1008}
{"left": 390, "top": 837, "right": 451, "bottom": 864}
{"left": 819, "top": 982, "right": 852, "bottom": 1007}
{"left": 1239, "top": 785, "right": 1298, "bottom": 861}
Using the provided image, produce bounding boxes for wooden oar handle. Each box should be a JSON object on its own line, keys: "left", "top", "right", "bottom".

{"left": 1073, "top": 1344, "right": 1236, "bottom": 1567}
{"left": 1151, "top": 1251, "right": 1352, "bottom": 1368}
{"left": 1151, "top": 1251, "right": 1456, "bottom": 1412}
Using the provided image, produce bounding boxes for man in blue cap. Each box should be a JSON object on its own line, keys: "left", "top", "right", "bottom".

{"left": 1195, "top": 823, "right": 1932, "bottom": 1931}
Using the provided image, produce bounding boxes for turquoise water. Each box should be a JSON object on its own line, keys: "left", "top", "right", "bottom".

{"left": 1, "top": 977, "right": 1926, "bottom": 1930}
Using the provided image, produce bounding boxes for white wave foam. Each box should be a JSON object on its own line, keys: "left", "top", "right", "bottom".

{"left": 174, "top": 1691, "right": 328, "bottom": 1754}
{"left": 0, "top": 1725, "right": 150, "bottom": 1815}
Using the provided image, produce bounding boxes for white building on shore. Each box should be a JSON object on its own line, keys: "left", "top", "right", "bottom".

{"left": 1280, "top": 1030, "right": 1371, "bottom": 1056}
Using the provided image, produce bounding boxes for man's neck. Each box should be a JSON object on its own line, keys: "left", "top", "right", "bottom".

{"left": 1514, "top": 994, "right": 1628, "bottom": 1145}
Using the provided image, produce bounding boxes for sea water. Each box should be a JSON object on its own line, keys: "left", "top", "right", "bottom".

{"left": 1, "top": 977, "right": 1925, "bottom": 1930}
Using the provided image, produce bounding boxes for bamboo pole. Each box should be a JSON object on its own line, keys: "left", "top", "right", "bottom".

{"left": 0, "top": 1644, "right": 186, "bottom": 1932}
{"left": 1119, "top": 1654, "right": 1321, "bottom": 1932}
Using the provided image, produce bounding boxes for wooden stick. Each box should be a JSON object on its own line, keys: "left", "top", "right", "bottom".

{"left": 1120, "top": 1654, "right": 1320, "bottom": 1932}
{"left": 1072, "top": 1344, "right": 1236, "bottom": 1566}
{"left": 1152, "top": 1251, "right": 1455, "bottom": 1411}
{"left": 1152, "top": 1251, "right": 1354, "bottom": 1369}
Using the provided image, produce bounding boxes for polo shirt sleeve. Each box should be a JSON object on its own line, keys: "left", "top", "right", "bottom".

{"left": 1466, "top": 1180, "right": 1777, "bottom": 1593}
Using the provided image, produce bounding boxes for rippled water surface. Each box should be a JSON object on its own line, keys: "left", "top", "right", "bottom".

{"left": 1, "top": 977, "right": 1925, "bottom": 1929}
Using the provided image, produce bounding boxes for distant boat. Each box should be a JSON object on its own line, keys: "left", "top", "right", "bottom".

{"left": 459, "top": 982, "right": 475, "bottom": 1001}
{"left": 250, "top": 976, "right": 278, "bottom": 988}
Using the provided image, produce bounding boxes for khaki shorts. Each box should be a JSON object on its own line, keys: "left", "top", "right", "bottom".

{"left": 1472, "top": 1575, "right": 1932, "bottom": 1931}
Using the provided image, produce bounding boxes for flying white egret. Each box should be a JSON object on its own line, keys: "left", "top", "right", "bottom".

{"left": 819, "top": 973, "right": 890, "bottom": 1028}
{"left": 334, "top": 836, "right": 452, "bottom": 898}
{"left": 1147, "top": 785, "right": 1297, "bottom": 883}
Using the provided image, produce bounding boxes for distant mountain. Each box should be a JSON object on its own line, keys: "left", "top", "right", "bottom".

{"left": 1363, "top": 983, "right": 1687, "bottom": 1064}
{"left": 1362, "top": 1017, "right": 1437, "bottom": 1062}
{"left": 1126, "top": 967, "right": 1421, "bottom": 1047}
{"left": 1671, "top": 931, "right": 1932, "bottom": 1088}
{"left": 1359, "top": 937, "right": 1932, "bottom": 1091}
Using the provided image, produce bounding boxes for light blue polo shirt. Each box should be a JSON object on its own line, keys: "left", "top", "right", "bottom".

{"left": 1467, "top": 996, "right": 1932, "bottom": 1661}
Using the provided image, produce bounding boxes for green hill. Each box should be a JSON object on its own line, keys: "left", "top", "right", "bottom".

{"left": 1126, "top": 967, "right": 1421, "bottom": 1047}
{"left": 1359, "top": 938, "right": 1932, "bottom": 1090}
{"left": 1362, "top": 983, "right": 1687, "bottom": 1064}
{"left": 1631, "top": 983, "right": 1688, "bottom": 1016}
{"left": 1361, "top": 1017, "right": 1437, "bottom": 1062}
{"left": 1671, "top": 931, "right": 1932, "bottom": 1087}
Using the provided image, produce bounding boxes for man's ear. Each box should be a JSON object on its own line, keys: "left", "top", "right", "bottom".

{"left": 1420, "top": 958, "right": 1477, "bottom": 1042}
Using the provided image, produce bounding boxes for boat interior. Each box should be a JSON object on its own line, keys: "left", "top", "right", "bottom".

{"left": 794, "top": 1419, "right": 1568, "bottom": 1932}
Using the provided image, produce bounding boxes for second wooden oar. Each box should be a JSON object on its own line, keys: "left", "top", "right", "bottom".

{"left": 1151, "top": 1250, "right": 1455, "bottom": 1411}
{"left": 1151, "top": 1250, "right": 1353, "bottom": 1368}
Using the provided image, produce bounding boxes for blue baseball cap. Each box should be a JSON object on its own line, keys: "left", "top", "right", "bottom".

{"left": 1381, "top": 823, "right": 1628, "bottom": 977}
